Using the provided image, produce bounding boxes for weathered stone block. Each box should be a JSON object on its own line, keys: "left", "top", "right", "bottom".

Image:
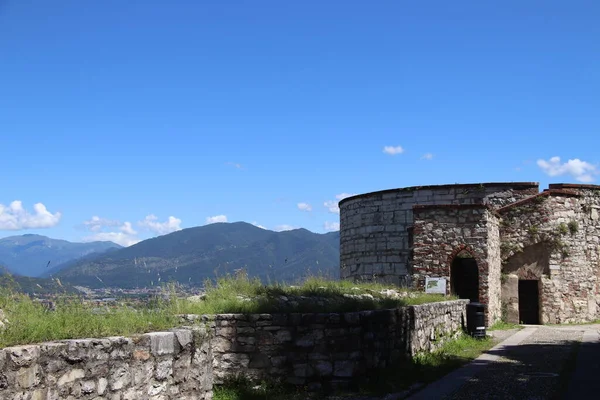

{"left": 147, "top": 332, "right": 178, "bottom": 356}
{"left": 17, "top": 364, "right": 42, "bottom": 389}
{"left": 9, "top": 345, "right": 40, "bottom": 367}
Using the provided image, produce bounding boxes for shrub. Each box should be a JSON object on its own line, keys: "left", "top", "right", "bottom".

{"left": 568, "top": 220, "right": 579, "bottom": 235}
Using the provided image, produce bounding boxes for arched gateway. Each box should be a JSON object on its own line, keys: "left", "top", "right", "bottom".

{"left": 340, "top": 182, "right": 600, "bottom": 325}
{"left": 450, "top": 250, "right": 479, "bottom": 303}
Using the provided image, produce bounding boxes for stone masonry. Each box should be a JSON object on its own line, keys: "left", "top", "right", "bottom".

{"left": 411, "top": 205, "right": 502, "bottom": 325}
{"left": 204, "top": 299, "right": 466, "bottom": 392}
{"left": 0, "top": 327, "right": 213, "bottom": 400}
{"left": 498, "top": 185, "right": 600, "bottom": 324}
{"left": 0, "top": 300, "right": 467, "bottom": 398}
{"left": 339, "top": 183, "right": 538, "bottom": 286}
{"left": 339, "top": 182, "right": 600, "bottom": 326}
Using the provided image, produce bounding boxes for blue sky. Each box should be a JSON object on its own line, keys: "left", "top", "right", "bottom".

{"left": 1, "top": 1, "right": 599, "bottom": 246}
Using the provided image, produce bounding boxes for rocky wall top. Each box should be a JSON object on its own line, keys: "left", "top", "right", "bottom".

{"left": 339, "top": 182, "right": 539, "bottom": 210}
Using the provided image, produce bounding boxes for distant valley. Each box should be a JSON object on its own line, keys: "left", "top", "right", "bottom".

{"left": 0, "top": 223, "right": 340, "bottom": 289}
{"left": 0, "top": 234, "right": 122, "bottom": 277}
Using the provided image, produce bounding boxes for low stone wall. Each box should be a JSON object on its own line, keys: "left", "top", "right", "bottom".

{"left": 0, "top": 327, "right": 213, "bottom": 400}
{"left": 409, "top": 300, "right": 468, "bottom": 353}
{"left": 0, "top": 300, "right": 467, "bottom": 398}
{"left": 185, "top": 299, "right": 467, "bottom": 391}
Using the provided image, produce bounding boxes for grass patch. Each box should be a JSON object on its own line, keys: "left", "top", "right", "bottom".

{"left": 178, "top": 270, "right": 453, "bottom": 315}
{"left": 0, "top": 271, "right": 454, "bottom": 348}
{"left": 359, "top": 334, "right": 495, "bottom": 396}
{"left": 0, "top": 290, "right": 179, "bottom": 348}
{"left": 213, "top": 378, "right": 298, "bottom": 400}
{"left": 212, "top": 334, "right": 497, "bottom": 400}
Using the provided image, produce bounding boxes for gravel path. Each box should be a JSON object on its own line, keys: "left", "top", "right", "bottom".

{"left": 332, "top": 325, "right": 598, "bottom": 400}
{"left": 441, "top": 326, "right": 583, "bottom": 400}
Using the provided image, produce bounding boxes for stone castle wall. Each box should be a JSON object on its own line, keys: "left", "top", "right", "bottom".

{"left": 498, "top": 186, "right": 600, "bottom": 324}
{"left": 201, "top": 300, "right": 467, "bottom": 392}
{"left": 411, "top": 205, "right": 502, "bottom": 325}
{"left": 486, "top": 213, "right": 503, "bottom": 325}
{"left": 339, "top": 183, "right": 538, "bottom": 285}
{"left": 0, "top": 328, "right": 213, "bottom": 400}
{"left": 0, "top": 300, "right": 467, "bottom": 398}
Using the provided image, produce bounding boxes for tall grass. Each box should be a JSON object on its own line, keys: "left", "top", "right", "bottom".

{"left": 177, "top": 270, "right": 453, "bottom": 315}
{"left": 0, "top": 271, "right": 453, "bottom": 348}
{"left": 0, "top": 290, "right": 179, "bottom": 348}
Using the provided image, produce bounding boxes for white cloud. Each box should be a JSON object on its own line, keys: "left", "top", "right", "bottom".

{"left": 120, "top": 221, "right": 137, "bottom": 235}
{"left": 324, "top": 221, "right": 340, "bottom": 231}
{"left": 226, "top": 162, "right": 244, "bottom": 169}
{"left": 138, "top": 214, "right": 182, "bottom": 235}
{"left": 83, "top": 231, "right": 141, "bottom": 247}
{"left": 81, "top": 213, "right": 182, "bottom": 246}
{"left": 297, "top": 202, "right": 312, "bottom": 212}
{"left": 0, "top": 201, "right": 61, "bottom": 230}
{"left": 323, "top": 200, "right": 337, "bottom": 213}
{"left": 81, "top": 217, "right": 140, "bottom": 246}
{"left": 252, "top": 221, "right": 267, "bottom": 230}
{"left": 83, "top": 216, "right": 121, "bottom": 232}
{"left": 83, "top": 216, "right": 136, "bottom": 233}
{"left": 274, "top": 224, "right": 296, "bottom": 232}
{"left": 537, "top": 156, "right": 598, "bottom": 183}
{"left": 383, "top": 145, "right": 404, "bottom": 155}
{"left": 206, "top": 215, "right": 228, "bottom": 224}
{"left": 421, "top": 153, "right": 434, "bottom": 160}
{"left": 324, "top": 193, "right": 356, "bottom": 214}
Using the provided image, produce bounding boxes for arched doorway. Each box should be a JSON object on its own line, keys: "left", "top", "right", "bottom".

{"left": 450, "top": 251, "right": 479, "bottom": 302}
{"left": 502, "top": 242, "right": 548, "bottom": 324}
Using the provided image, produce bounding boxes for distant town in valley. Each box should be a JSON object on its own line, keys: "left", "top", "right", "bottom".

{"left": 0, "top": 221, "right": 340, "bottom": 303}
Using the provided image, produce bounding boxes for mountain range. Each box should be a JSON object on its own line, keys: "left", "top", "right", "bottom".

{"left": 0, "top": 234, "right": 122, "bottom": 277}
{"left": 1, "top": 222, "right": 340, "bottom": 289}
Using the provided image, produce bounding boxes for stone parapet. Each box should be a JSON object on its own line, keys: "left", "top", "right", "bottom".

{"left": 187, "top": 300, "right": 467, "bottom": 391}
{"left": 0, "top": 327, "right": 213, "bottom": 400}
{"left": 0, "top": 299, "right": 467, "bottom": 398}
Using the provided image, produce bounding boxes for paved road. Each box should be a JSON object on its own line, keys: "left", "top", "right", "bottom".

{"left": 407, "top": 324, "right": 600, "bottom": 400}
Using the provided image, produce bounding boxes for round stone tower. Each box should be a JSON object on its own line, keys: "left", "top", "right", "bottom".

{"left": 338, "top": 182, "right": 539, "bottom": 286}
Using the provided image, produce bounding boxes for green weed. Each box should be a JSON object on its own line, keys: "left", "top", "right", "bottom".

{"left": 0, "top": 289, "right": 178, "bottom": 348}
{"left": 179, "top": 270, "right": 453, "bottom": 315}
{"left": 0, "top": 272, "right": 453, "bottom": 348}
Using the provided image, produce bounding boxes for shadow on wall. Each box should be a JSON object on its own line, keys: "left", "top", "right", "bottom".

{"left": 503, "top": 242, "right": 551, "bottom": 277}
{"left": 502, "top": 242, "right": 550, "bottom": 324}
